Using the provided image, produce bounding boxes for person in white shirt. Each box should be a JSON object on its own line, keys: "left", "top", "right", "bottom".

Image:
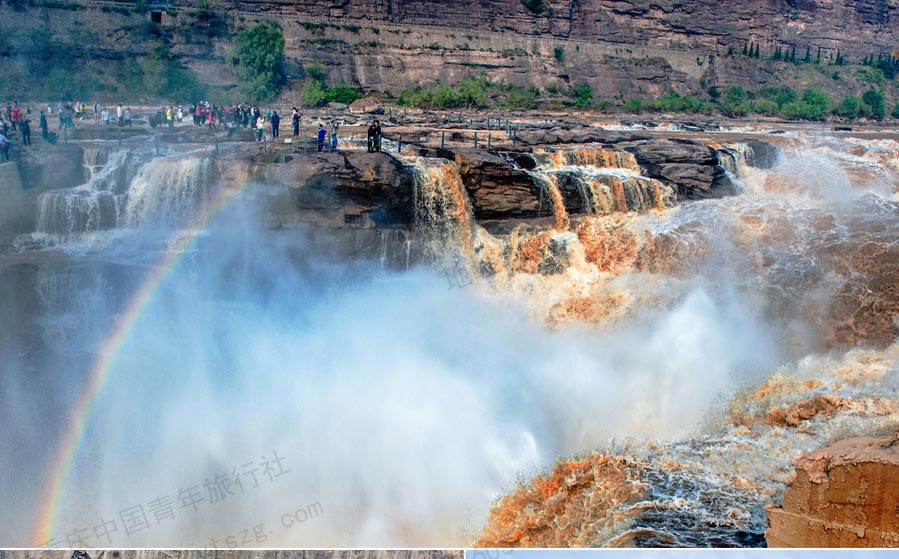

{"left": 0, "top": 132, "right": 11, "bottom": 161}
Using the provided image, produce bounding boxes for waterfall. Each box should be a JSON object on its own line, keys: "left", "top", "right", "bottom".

{"left": 715, "top": 147, "right": 740, "bottom": 178}
{"left": 35, "top": 151, "right": 213, "bottom": 235}
{"left": 410, "top": 159, "right": 478, "bottom": 282}
{"left": 123, "top": 155, "right": 214, "bottom": 228}
{"left": 531, "top": 173, "right": 570, "bottom": 230}
{"left": 36, "top": 149, "right": 133, "bottom": 235}
{"left": 82, "top": 147, "right": 109, "bottom": 181}
{"left": 544, "top": 148, "right": 642, "bottom": 172}
{"left": 412, "top": 159, "right": 474, "bottom": 252}
{"left": 529, "top": 147, "right": 676, "bottom": 218}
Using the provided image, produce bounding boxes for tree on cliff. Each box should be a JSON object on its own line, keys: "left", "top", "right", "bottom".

{"left": 228, "top": 22, "right": 287, "bottom": 102}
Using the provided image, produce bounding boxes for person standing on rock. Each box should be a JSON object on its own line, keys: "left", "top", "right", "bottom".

{"left": 329, "top": 120, "right": 339, "bottom": 152}
{"left": 116, "top": 105, "right": 124, "bottom": 127}
{"left": 256, "top": 115, "right": 265, "bottom": 142}
{"left": 20, "top": 118, "right": 31, "bottom": 146}
{"left": 292, "top": 108, "right": 300, "bottom": 137}
{"left": 317, "top": 124, "right": 326, "bottom": 152}
{"left": 0, "top": 132, "right": 10, "bottom": 161}
{"left": 367, "top": 121, "right": 377, "bottom": 152}
{"left": 271, "top": 111, "right": 280, "bottom": 138}
{"left": 39, "top": 112, "right": 48, "bottom": 140}
{"left": 373, "top": 120, "right": 382, "bottom": 152}
{"left": 166, "top": 106, "right": 174, "bottom": 129}
{"left": 125, "top": 108, "right": 132, "bottom": 127}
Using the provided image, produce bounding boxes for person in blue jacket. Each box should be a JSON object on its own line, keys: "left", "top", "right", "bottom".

{"left": 317, "top": 124, "right": 326, "bottom": 152}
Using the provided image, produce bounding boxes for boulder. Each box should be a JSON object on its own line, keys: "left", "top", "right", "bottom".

{"left": 623, "top": 139, "right": 735, "bottom": 199}
{"left": 15, "top": 143, "right": 85, "bottom": 191}
{"left": 430, "top": 147, "right": 546, "bottom": 219}
{"left": 765, "top": 434, "right": 899, "bottom": 548}
{"left": 624, "top": 139, "right": 718, "bottom": 167}
{"left": 248, "top": 151, "right": 412, "bottom": 221}
{"left": 742, "top": 139, "right": 781, "bottom": 169}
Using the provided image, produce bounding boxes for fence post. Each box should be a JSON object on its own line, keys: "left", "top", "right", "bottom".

{"left": 263, "top": 135, "right": 268, "bottom": 156}
{"left": 397, "top": 136, "right": 402, "bottom": 154}
{"left": 487, "top": 134, "right": 491, "bottom": 149}
{"left": 474, "top": 132, "right": 478, "bottom": 149}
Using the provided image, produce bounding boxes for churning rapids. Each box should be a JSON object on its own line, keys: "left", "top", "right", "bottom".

{"left": 1, "top": 131, "right": 898, "bottom": 548}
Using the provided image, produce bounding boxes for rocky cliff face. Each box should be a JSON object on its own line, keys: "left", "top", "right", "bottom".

{"left": 1, "top": 0, "right": 897, "bottom": 100}
{"left": 766, "top": 435, "right": 899, "bottom": 547}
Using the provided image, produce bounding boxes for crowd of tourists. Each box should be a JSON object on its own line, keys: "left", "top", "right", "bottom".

{"left": 1, "top": 98, "right": 385, "bottom": 161}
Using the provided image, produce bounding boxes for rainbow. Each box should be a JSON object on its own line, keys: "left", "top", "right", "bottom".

{"left": 30, "top": 166, "right": 254, "bottom": 547}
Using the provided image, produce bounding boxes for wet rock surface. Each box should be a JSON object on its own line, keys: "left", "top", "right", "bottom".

{"left": 766, "top": 435, "right": 899, "bottom": 547}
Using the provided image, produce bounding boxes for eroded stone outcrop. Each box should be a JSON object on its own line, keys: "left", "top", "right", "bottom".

{"left": 765, "top": 434, "right": 899, "bottom": 547}
{"left": 245, "top": 151, "right": 414, "bottom": 224}
{"left": 429, "top": 147, "right": 546, "bottom": 218}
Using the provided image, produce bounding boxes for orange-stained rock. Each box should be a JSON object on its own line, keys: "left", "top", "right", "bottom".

{"left": 765, "top": 434, "right": 899, "bottom": 548}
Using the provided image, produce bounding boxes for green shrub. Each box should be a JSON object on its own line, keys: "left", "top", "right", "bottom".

{"left": 862, "top": 88, "right": 885, "bottom": 120}
{"left": 572, "top": 83, "right": 593, "bottom": 109}
{"left": 521, "top": 0, "right": 546, "bottom": 14}
{"left": 779, "top": 101, "right": 813, "bottom": 120}
{"left": 457, "top": 77, "right": 488, "bottom": 108}
{"left": 779, "top": 95, "right": 829, "bottom": 121}
{"left": 623, "top": 98, "right": 642, "bottom": 113}
{"left": 720, "top": 86, "right": 750, "bottom": 116}
{"left": 833, "top": 96, "right": 861, "bottom": 119}
{"left": 323, "top": 84, "right": 360, "bottom": 105}
{"left": 757, "top": 85, "right": 796, "bottom": 107}
{"left": 299, "top": 79, "right": 325, "bottom": 108}
{"left": 503, "top": 85, "right": 538, "bottom": 109}
{"left": 646, "top": 91, "right": 706, "bottom": 113}
{"left": 553, "top": 46, "right": 564, "bottom": 63}
{"left": 752, "top": 99, "right": 779, "bottom": 115}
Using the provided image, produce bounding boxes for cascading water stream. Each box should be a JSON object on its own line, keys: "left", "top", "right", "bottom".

{"left": 123, "top": 155, "right": 214, "bottom": 228}
{"left": 33, "top": 151, "right": 213, "bottom": 236}
{"left": 36, "top": 149, "right": 134, "bottom": 235}
{"left": 531, "top": 147, "right": 676, "bottom": 218}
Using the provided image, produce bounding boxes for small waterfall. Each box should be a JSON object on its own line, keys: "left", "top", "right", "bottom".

{"left": 82, "top": 147, "right": 109, "bottom": 181}
{"left": 412, "top": 159, "right": 474, "bottom": 252}
{"left": 545, "top": 148, "right": 642, "bottom": 172}
{"left": 532, "top": 173, "right": 570, "bottom": 230}
{"left": 529, "top": 146, "right": 676, "bottom": 218}
{"left": 715, "top": 147, "right": 740, "bottom": 178}
{"left": 411, "top": 159, "right": 478, "bottom": 280}
{"left": 123, "top": 155, "right": 214, "bottom": 228}
{"left": 36, "top": 150, "right": 133, "bottom": 235}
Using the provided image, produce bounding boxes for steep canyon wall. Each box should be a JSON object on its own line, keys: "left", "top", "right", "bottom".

{"left": 1, "top": 0, "right": 898, "bottom": 99}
